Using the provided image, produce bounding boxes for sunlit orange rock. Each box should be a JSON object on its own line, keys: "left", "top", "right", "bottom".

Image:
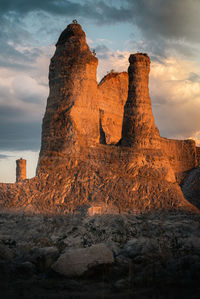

{"left": 121, "top": 53, "right": 160, "bottom": 148}
{"left": 0, "top": 23, "right": 199, "bottom": 214}
{"left": 37, "top": 23, "right": 99, "bottom": 173}
{"left": 98, "top": 72, "right": 128, "bottom": 144}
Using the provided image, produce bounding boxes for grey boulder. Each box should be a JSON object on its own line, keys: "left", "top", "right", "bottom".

{"left": 52, "top": 243, "right": 114, "bottom": 277}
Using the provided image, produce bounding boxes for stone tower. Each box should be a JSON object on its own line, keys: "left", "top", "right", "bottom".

{"left": 16, "top": 158, "right": 26, "bottom": 182}
{"left": 37, "top": 23, "right": 99, "bottom": 174}
{"left": 121, "top": 53, "right": 160, "bottom": 148}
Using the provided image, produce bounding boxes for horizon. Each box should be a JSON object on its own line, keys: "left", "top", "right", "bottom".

{"left": 0, "top": 0, "right": 200, "bottom": 183}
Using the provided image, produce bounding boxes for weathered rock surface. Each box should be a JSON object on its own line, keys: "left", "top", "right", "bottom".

{"left": 98, "top": 72, "right": 128, "bottom": 144}
{"left": 37, "top": 23, "right": 99, "bottom": 174}
{"left": 0, "top": 23, "right": 199, "bottom": 214}
{"left": 121, "top": 53, "right": 160, "bottom": 148}
{"left": 52, "top": 243, "right": 114, "bottom": 277}
{"left": 161, "top": 138, "right": 198, "bottom": 183}
{"left": 0, "top": 144, "right": 198, "bottom": 213}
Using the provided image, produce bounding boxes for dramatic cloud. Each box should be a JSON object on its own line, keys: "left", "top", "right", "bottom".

{"left": 150, "top": 57, "right": 200, "bottom": 140}
{"left": 128, "top": 0, "right": 200, "bottom": 44}
{"left": 0, "top": 44, "right": 52, "bottom": 151}
{"left": 0, "top": 0, "right": 131, "bottom": 23}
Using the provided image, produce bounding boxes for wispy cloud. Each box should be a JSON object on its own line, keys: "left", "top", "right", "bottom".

{"left": 0, "top": 154, "right": 10, "bottom": 159}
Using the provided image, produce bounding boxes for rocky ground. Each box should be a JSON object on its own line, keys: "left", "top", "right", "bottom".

{"left": 0, "top": 210, "right": 200, "bottom": 298}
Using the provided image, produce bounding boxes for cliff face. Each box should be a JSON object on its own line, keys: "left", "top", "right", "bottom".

{"left": 161, "top": 138, "right": 198, "bottom": 183}
{"left": 0, "top": 23, "right": 199, "bottom": 214}
{"left": 37, "top": 24, "right": 99, "bottom": 173}
{"left": 98, "top": 72, "right": 128, "bottom": 144}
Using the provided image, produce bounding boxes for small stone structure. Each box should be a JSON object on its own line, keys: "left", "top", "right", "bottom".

{"left": 88, "top": 206, "right": 102, "bottom": 216}
{"left": 16, "top": 158, "right": 26, "bottom": 182}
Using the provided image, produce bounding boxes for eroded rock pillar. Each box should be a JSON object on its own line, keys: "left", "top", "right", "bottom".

{"left": 37, "top": 23, "right": 99, "bottom": 173}
{"left": 121, "top": 53, "right": 160, "bottom": 148}
{"left": 16, "top": 158, "right": 26, "bottom": 182}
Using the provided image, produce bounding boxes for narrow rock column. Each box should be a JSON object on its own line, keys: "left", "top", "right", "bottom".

{"left": 37, "top": 23, "right": 99, "bottom": 173}
{"left": 121, "top": 53, "right": 160, "bottom": 148}
{"left": 16, "top": 158, "right": 26, "bottom": 182}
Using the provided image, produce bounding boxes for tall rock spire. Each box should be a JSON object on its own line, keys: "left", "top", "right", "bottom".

{"left": 37, "top": 23, "right": 99, "bottom": 172}
{"left": 121, "top": 53, "right": 160, "bottom": 148}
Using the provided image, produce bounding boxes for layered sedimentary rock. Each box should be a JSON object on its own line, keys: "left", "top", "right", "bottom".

{"left": 98, "top": 72, "right": 128, "bottom": 144}
{"left": 121, "top": 54, "right": 160, "bottom": 148}
{"left": 0, "top": 23, "right": 199, "bottom": 214}
{"left": 37, "top": 23, "right": 99, "bottom": 174}
{"left": 161, "top": 138, "right": 198, "bottom": 183}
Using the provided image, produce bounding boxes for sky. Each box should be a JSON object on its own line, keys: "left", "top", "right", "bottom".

{"left": 0, "top": 0, "right": 200, "bottom": 182}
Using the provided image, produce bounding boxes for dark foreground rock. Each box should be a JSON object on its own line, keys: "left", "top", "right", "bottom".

{"left": 52, "top": 243, "right": 114, "bottom": 277}
{"left": 0, "top": 210, "right": 200, "bottom": 298}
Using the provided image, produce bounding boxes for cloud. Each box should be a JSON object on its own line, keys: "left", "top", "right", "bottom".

{"left": 1, "top": 0, "right": 199, "bottom": 45}
{"left": 150, "top": 56, "right": 200, "bottom": 141}
{"left": 0, "top": 122, "right": 41, "bottom": 151}
{"left": 0, "top": 0, "right": 131, "bottom": 23}
{"left": 0, "top": 43, "right": 52, "bottom": 151}
{"left": 0, "top": 154, "right": 10, "bottom": 159}
{"left": 95, "top": 46, "right": 130, "bottom": 80}
{"left": 127, "top": 0, "right": 200, "bottom": 44}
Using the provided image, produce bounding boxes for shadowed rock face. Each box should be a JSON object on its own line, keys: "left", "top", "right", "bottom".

{"left": 121, "top": 54, "right": 160, "bottom": 148}
{"left": 37, "top": 24, "right": 99, "bottom": 173}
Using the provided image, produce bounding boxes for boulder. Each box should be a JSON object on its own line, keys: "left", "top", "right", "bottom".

{"left": 52, "top": 243, "right": 114, "bottom": 277}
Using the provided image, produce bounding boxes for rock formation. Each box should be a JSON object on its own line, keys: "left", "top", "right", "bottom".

{"left": 98, "top": 72, "right": 128, "bottom": 144}
{"left": 0, "top": 23, "right": 199, "bottom": 214}
{"left": 161, "top": 138, "right": 198, "bottom": 183}
{"left": 121, "top": 53, "right": 160, "bottom": 148}
{"left": 16, "top": 158, "right": 26, "bottom": 182}
{"left": 37, "top": 23, "right": 99, "bottom": 174}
